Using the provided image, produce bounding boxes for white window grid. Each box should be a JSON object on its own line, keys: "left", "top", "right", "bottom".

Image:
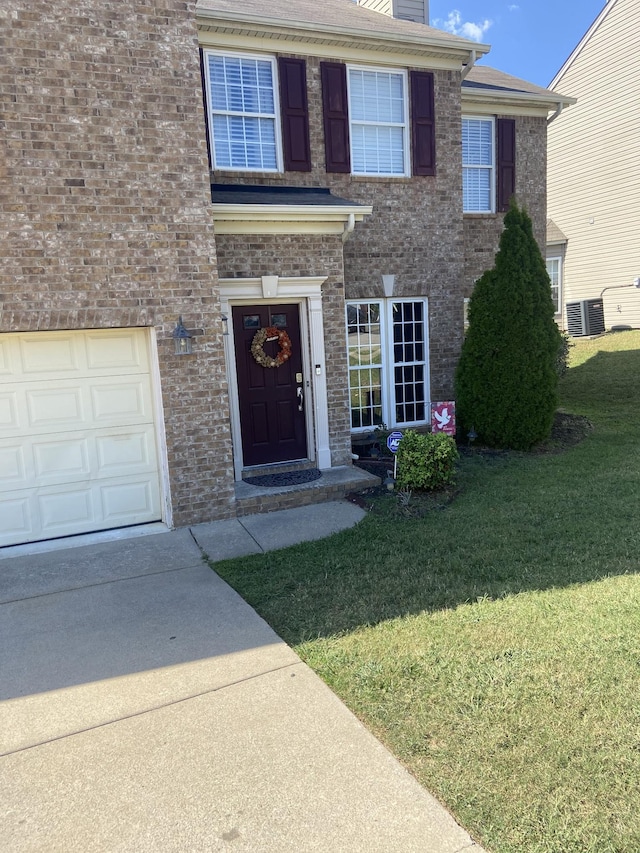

{"left": 346, "top": 299, "right": 430, "bottom": 431}
{"left": 462, "top": 116, "right": 495, "bottom": 213}
{"left": 347, "top": 66, "right": 409, "bottom": 177}
{"left": 203, "top": 49, "right": 283, "bottom": 173}
{"left": 546, "top": 257, "right": 562, "bottom": 314}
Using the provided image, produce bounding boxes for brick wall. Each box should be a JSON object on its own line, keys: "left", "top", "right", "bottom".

{"left": 214, "top": 233, "right": 352, "bottom": 466}
{"left": 462, "top": 115, "right": 548, "bottom": 295}
{"left": 1, "top": 1, "right": 235, "bottom": 525}
{"left": 212, "top": 61, "right": 467, "bottom": 402}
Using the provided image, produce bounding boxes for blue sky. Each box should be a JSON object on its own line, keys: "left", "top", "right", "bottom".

{"left": 429, "top": 1, "right": 606, "bottom": 87}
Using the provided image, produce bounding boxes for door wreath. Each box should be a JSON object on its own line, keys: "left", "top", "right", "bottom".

{"left": 250, "top": 326, "right": 293, "bottom": 368}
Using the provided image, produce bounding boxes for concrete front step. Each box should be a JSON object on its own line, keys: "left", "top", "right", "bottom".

{"left": 234, "top": 465, "right": 379, "bottom": 517}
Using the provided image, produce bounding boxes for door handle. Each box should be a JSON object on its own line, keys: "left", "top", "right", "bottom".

{"left": 297, "top": 386, "right": 304, "bottom": 412}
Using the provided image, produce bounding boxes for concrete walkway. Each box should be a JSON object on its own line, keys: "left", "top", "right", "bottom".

{"left": 1, "top": 502, "right": 484, "bottom": 852}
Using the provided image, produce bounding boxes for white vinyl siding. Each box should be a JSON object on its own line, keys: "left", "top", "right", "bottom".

{"left": 357, "top": 0, "right": 428, "bottom": 23}
{"left": 347, "top": 67, "right": 409, "bottom": 176}
{"left": 462, "top": 116, "right": 495, "bottom": 213}
{"left": 346, "top": 299, "right": 430, "bottom": 430}
{"left": 204, "top": 51, "right": 282, "bottom": 172}
{"left": 547, "top": 0, "right": 640, "bottom": 328}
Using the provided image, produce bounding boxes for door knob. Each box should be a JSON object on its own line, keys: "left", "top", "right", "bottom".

{"left": 297, "top": 386, "right": 304, "bottom": 412}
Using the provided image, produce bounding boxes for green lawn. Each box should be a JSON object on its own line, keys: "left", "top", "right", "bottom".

{"left": 214, "top": 331, "right": 640, "bottom": 853}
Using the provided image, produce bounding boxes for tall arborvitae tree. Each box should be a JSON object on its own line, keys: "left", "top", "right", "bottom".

{"left": 455, "top": 201, "right": 562, "bottom": 450}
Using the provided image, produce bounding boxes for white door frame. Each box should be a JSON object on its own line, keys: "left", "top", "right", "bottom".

{"left": 219, "top": 276, "right": 330, "bottom": 481}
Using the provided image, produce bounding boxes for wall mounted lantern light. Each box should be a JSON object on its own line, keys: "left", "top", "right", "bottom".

{"left": 221, "top": 314, "right": 229, "bottom": 336}
{"left": 172, "top": 316, "right": 193, "bottom": 355}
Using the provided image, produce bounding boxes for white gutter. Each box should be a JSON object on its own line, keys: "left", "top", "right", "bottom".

{"left": 462, "top": 86, "right": 575, "bottom": 111}
{"left": 547, "top": 102, "right": 564, "bottom": 125}
{"left": 342, "top": 213, "right": 356, "bottom": 244}
{"left": 461, "top": 49, "right": 476, "bottom": 81}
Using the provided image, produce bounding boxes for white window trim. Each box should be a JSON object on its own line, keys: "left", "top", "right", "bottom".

{"left": 546, "top": 256, "right": 562, "bottom": 315}
{"left": 462, "top": 115, "right": 495, "bottom": 214}
{"left": 346, "top": 64, "right": 410, "bottom": 178}
{"left": 202, "top": 48, "right": 284, "bottom": 174}
{"left": 346, "top": 298, "right": 431, "bottom": 432}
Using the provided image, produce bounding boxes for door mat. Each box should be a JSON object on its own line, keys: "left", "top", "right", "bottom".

{"left": 243, "top": 468, "right": 322, "bottom": 488}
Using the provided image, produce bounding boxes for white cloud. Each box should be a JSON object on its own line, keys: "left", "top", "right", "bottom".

{"left": 433, "top": 9, "right": 492, "bottom": 42}
{"left": 508, "top": 4, "right": 520, "bottom": 10}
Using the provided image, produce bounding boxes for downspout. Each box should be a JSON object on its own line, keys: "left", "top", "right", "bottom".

{"left": 342, "top": 212, "right": 355, "bottom": 243}
{"left": 461, "top": 49, "right": 476, "bottom": 81}
{"left": 547, "top": 102, "right": 564, "bottom": 125}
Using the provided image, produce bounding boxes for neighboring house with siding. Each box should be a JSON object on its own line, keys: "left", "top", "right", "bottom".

{"left": 548, "top": 0, "right": 640, "bottom": 334}
{"left": 1, "top": 0, "right": 567, "bottom": 549}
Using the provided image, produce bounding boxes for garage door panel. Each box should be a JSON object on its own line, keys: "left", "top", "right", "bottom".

{"left": 0, "top": 498, "right": 33, "bottom": 542}
{"left": 0, "top": 445, "right": 27, "bottom": 485}
{"left": 85, "top": 331, "right": 147, "bottom": 372}
{"left": 96, "top": 429, "right": 156, "bottom": 476}
{"left": 33, "top": 437, "right": 91, "bottom": 480}
{"left": 101, "top": 480, "right": 159, "bottom": 523}
{"left": 0, "top": 339, "right": 12, "bottom": 374}
{"left": 20, "top": 334, "right": 81, "bottom": 375}
{"left": 0, "top": 329, "right": 163, "bottom": 548}
{"left": 91, "top": 380, "right": 150, "bottom": 422}
{"left": 38, "top": 487, "right": 95, "bottom": 532}
{"left": 26, "top": 387, "right": 85, "bottom": 430}
{"left": 0, "top": 393, "right": 19, "bottom": 432}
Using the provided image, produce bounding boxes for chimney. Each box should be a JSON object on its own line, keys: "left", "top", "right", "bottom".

{"left": 357, "top": 1, "right": 430, "bottom": 26}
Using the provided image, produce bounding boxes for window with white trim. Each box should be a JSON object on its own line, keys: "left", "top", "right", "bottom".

{"left": 203, "top": 50, "right": 281, "bottom": 172}
{"left": 462, "top": 116, "right": 495, "bottom": 213}
{"left": 546, "top": 257, "right": 562, "bottom": 314}
{"left": 347, "top": 67, "right": 409, "bottom": 176}
{"left": 346, "top": 299, "right": 429, "bottom": 430}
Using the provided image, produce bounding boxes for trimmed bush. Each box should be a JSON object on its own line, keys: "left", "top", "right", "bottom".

{"left": 396, "top": 431, "right": 459, "bottom": 492}
{"left": 455, "top": 201, "right": 562, "bottom": 450}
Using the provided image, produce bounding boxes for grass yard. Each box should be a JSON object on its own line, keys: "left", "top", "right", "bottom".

{"left": 214, "top": 331, "right": 640, "bottom": 853}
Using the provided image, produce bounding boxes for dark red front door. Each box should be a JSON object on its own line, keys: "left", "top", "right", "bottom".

{"left": 233, "top": 304, "right": 307, "bottom": 467}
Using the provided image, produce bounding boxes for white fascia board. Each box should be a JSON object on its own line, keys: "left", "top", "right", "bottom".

{"left": 199, "top": 30, "right": 468, "bottom": 71}
{"left": 211, "top": 203, "right": 373, "bottom": 236}
{"left": 462, "top": 88, "right": 576, "bottom": 117}
{"left": 196, "top": 10, "right": 489, "bottom": 66}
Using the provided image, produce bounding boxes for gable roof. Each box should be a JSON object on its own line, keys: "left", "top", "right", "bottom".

{"left": 464, "top": 65, "right": 575, "bottom": 110}
{"left": 549, "top": 0, "right": 617, "bottom": 88}
{"left": 547, "top": 219, "right": 568, "bottom": 245}
{"left": 196, "top": 0, "right": 489, "bottom": 59}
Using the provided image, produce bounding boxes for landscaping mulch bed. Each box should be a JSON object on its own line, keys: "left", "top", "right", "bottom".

{"left": 350, "top": 411, "right": 593, "bottom": 517}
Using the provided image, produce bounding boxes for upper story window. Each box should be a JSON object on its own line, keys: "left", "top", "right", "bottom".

{"left": 462, "top": 116, "right": 516, "bottom": 214}
{"left": 204, "top": 51, "right": 282, "bottom": 172}
{"left": 347, "top": 67, "right": 409, "bottom": 176}
{"left": 546, "top": 257, "right": 562, "bottom": 314}
{"left": 462, "top": 117, "right": 495, "bottom": 213}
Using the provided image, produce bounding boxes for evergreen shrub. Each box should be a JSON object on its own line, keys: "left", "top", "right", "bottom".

{"left": 455, "top": 201, "right": 562, "bottom": 450}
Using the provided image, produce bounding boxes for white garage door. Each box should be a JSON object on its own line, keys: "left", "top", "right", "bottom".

{"left": 0, "top": 329, "right": 163, "bottom": 548}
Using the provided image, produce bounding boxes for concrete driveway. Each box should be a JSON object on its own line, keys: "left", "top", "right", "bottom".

{"left": 1, "top": 503, "right": 483, "bottom": 852}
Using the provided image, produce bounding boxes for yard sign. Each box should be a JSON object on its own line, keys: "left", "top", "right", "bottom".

{"left": 431, "top": 401, "right": 456, "bottom": 435}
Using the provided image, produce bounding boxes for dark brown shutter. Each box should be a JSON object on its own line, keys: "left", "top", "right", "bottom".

{"left": 410, "top": 71, "right": 436, "bottom": 176}
{"left": 320, "top": 62, "right": 350, "bottom": 173}
{"left": 496, "top": 118, "right": 516, "bottom": 211}
{"left": 199, "top": 48, "right": 212, "bottom": 170}
{"left": 278, "top": 57, "right": 311, "bottom": 172}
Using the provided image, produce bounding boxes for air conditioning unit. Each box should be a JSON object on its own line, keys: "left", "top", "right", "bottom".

{"left": 566, "top": 298, "right": 605, "bottom": 337}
